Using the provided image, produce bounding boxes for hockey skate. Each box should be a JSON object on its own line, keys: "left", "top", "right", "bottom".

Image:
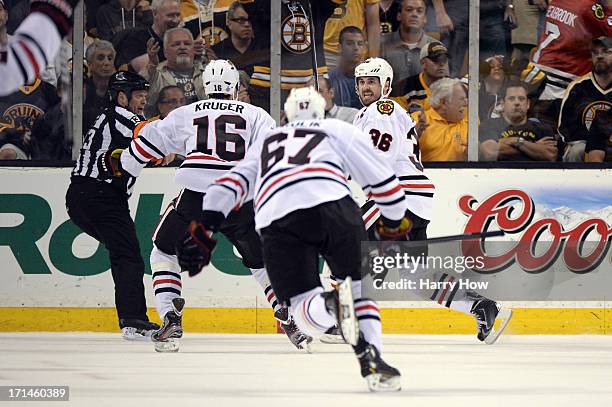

{"left": 119, "top": 319, "right": 160, "bottom": 341}
{"left": 471, "top": 297, "right": 513, "bottom": 345}
{"left": 275, "top": 307, "right": 313, "bottom": 352}
{"left": 319, "top": 326, "right": 345, "bottom": 344}
{"left": 152, "top": 297, "right": 185, "bottom": 352}
{"left": 322, "top": 276, "right": 359, "bottom": 346}
{"left": 355, "top": 340, "right": 401, "bottom": 392}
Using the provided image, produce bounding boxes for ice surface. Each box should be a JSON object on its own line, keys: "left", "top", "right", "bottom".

{"left": 1, "top": 333, "right": 611, "bottom": 407}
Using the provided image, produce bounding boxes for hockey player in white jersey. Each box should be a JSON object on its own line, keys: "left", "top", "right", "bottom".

{"left": 174, "top": 87, "right": 412, "bottom": 392}
{"left": 114, "top": 60, "right": 311, "bottom": 352}
{"left": 0, "top": 0, "right": 79, "bottom": 96}
{"left": 353, "top": 57, "right": 512, "bottom": 344}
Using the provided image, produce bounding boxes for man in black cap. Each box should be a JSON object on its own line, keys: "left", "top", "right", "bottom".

{"left": 390, "top": 40, "right": 450, "bottom": 112}
{"left": 559, "top": 36, "right": 612, "bottom": 162}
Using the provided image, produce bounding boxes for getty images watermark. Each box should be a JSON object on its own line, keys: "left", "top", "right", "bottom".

{"left": 369, "top": 252, "right": 488, "bottom": 291}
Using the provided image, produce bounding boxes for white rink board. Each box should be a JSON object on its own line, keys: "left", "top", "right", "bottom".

{"left": 0, "top": 167, "right": 610, "bottom": 308}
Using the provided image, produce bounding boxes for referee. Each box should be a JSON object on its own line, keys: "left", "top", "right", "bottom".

{"left": 66, "top": 71, "right": 159, "bottom": 340}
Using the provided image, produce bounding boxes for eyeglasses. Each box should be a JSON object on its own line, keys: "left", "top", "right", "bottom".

{"left": 229, "top": 17, "right": 250, "bottom": 25}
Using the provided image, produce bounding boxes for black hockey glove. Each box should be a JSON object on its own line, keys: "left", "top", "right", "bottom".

{"left": 176, "top": 211, "right": 225, "bottom": 277}
{"left": 97, "top": 148, "right": 127, "bottom": 179}
{"left": 374, "top": 215, "right": 412, "bottom": 241}
{"left": 30, "top": 0, "right": 80, "bottom": 38}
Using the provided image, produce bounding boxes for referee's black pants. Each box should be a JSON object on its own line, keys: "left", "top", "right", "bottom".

{"left": 66, "top": 176, "right": 149, "bottom": 324}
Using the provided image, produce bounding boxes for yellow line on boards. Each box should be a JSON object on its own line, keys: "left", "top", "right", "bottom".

{"left": 0, "top": 308, "right": 609, "bottom": 334}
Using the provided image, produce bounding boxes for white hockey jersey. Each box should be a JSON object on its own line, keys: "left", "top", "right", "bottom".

{"left": 120, "top": 99, "right": 276, "bottom": 193}
{"left": 0, "top": 13, "right": 62, "bottom": 96}
{"left": 353, "top": 98, "right": 434, "bottom": 221}
{"left": 201, "top": 118, "right": 409, "bottom": 230}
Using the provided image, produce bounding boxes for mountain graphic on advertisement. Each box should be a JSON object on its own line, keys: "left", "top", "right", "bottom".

{"left": 534, "top": 205, "right": 612, "bottom": 229}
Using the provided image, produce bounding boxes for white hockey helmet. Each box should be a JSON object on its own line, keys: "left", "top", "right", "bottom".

{"left": 284, "top": 86, "right": 326, "bottom": 122}
{"left": 203, "top": 59, "right": 240, "bottom": 99}
{"left": 354, "top": 57, "right": 394, "bottom": 98}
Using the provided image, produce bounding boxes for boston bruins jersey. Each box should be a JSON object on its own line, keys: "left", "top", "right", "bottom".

{"left": 201, "top": 118, "right": 409, "bottom": 230}
{"left": 121, "top": 98, "right": 276, "bottom": 193}
{"left": 248, "top": 1, "right": 336, "bottom": 90}
{"left": 558, "top": 73, "right": 612, "bottom": 143}
{"left": 0, "top": 79, "right": 58, "bottom": 134}
{"left": 353, "top": 98, "right": 434, "bottom": 221}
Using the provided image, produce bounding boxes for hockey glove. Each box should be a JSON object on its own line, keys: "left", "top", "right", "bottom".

{"left": 176, "top": 211, "right": 225, "bottom": 277}
{"left": 375, "top": 215, "right": 412, "bottom": 241}
{"left": 30, "top": 0, "right": 80, "bottom": 38}
{"left": 97, "top": 148, "right": 126, "bottom": 179}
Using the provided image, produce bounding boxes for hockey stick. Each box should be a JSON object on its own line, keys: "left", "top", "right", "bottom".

{"left": 423, "top": 230, "right": 505, "bottom": 243}
{"left": 306, "top": 0, "right": 319, "bottom": 90}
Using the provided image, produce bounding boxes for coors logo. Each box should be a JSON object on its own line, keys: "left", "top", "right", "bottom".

{"left": 458, "top": 189, "right": 612, "bottom": 274}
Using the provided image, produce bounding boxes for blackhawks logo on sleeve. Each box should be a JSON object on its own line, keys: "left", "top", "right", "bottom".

{"left": 376, "top": 100, "right": 394, "bottom": 115}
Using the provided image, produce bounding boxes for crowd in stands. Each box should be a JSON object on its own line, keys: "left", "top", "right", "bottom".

{"left": 0, "top": 0, "right": 609, "bottom": 163}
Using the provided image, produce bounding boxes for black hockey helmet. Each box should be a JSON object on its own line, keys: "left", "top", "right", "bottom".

{"left": 108, "top": 71, "right": 150, "bottom": 104}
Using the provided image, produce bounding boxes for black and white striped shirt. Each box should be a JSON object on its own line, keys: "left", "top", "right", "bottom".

{"left": 72, "top": 106, "right": 142, "bottom": 195}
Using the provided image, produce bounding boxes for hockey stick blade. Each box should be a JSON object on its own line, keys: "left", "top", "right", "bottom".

{"left": 424, "top": 230, "right": 505, "bottom": 244}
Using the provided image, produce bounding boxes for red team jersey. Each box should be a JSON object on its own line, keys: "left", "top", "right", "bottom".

{"left": 532, "top": 0, "right": 612, "bottom": 98}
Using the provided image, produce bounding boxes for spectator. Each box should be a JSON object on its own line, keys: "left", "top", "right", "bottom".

{"left": 150, "top": 84, "right": 186, "bottom": 166}
{"left": 414, "top": 77, "right": 467, "bottom": 161}
{"left": 381, "top": 0, "right": 435, "bottom": 89}
{"left": 585, "top": 109, "right": 612, "bottom": 163}
{"left": 480, "top": 81, "right": 557, "bottom": 162}
{"left": 0, "top": 79, "right": 59, "bottom": 160}
{"left": 314, "top": 76, "right": 359, "bottom": 123}
{"left": 247, "top": 1, "right": 335, "bottom": 111}
{"left": 84, "top": 40, "right": 117, "bottom": 129}
{"left": 96, "top": 0, "right": 153, "bottom": 41}
{"left": 391, "top": 40, "right": 449, "bottom": 111}
{"left": 155, "top": 85, "right": 185, "bottom": 119}
{"left": 113, "top": 0, "right": 182, "bottom": 73}
{"left": 558, "top": 36, "right": 612, "bottom": 162}
{"left": 479, "top": 55, "right": 507, "bottom": 120}
{"left": 530, "top": 0, "right": 611, "bottom": 130}
{"left": 324, "top": 0, "right": 381, "bottom": 70}
{"left": 328, "top": 26, "right": 367, "bottom": 109}
{"left": 379, "top": 0, "right": 401, "bottom": 34}
{"left": 431, "top": 0, "right": 516, "bottom": 77}
{"left": 511, "top": 0, "right": 546, "bottom": 67}
{"left": 30, "top": 98, "right": 71, "bottom": 160}
{"left": 141, "top": 27, "right": 207, "bottom": 117}
{"left": 212, "top": 1, "right": 260, "bottom": 76}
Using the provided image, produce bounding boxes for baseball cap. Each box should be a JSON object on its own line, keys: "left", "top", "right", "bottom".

{"left": 592, "top": 36, "right": 612, "bottom": 49}
{"left": 420, "top": 41, "right": 449, "bottom": 61}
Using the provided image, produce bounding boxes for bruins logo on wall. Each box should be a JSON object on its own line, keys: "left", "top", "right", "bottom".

{"left": 583, "top": 101, "right": 611, "bottom": 130}
{"left": 376, "top": 100, "right": 394, "bottom": 115}
{"left": 281, "top": 12, "right": 311, "bottom": 54}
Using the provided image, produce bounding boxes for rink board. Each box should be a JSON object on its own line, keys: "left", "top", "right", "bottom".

{"left": 1, "top": 167, "right": 611, "bottom": 333}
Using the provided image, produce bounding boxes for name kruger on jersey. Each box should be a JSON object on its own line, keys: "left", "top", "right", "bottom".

{"left": 353, "top": 98, "right": 435, "bottom": 221}
{"left": 120, "top": 98, "right": 276, "bottom": 194}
